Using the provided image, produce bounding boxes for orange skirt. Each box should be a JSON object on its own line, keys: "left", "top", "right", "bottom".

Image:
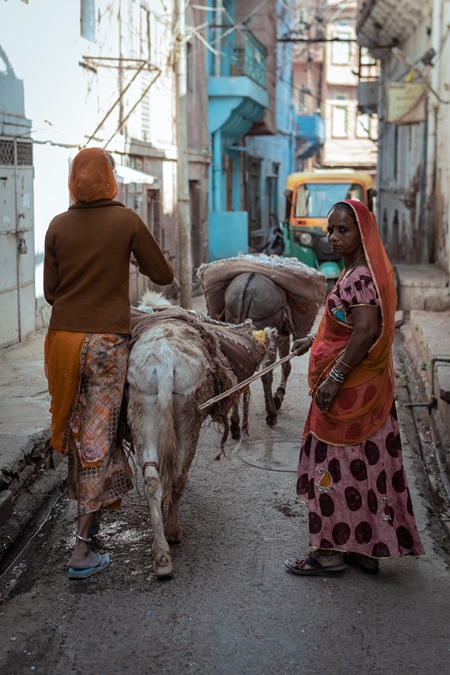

{"left": 45, "top": 331, "right": 133, "bottom": 511}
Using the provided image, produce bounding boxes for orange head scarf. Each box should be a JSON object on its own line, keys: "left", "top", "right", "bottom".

{"left": 69, "top": 147, "right": 118, "bottom": 203}
{"left": 304, "top": 199, "right": 397, "bottom": 446}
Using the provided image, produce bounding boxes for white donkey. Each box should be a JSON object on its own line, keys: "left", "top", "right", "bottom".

{"left": 127, "top": 292, "right": 268, "bottom": 579}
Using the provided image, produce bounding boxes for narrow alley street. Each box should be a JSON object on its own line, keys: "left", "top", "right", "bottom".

{"left": 1, "top": 1, "right": 450, "bottom": 672}
{"left": 1, "top": 334, "right": 450, "bottom": 675}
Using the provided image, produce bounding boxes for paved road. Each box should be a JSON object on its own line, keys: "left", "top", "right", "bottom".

{"left": 0, "top": 339, "right": 449, "bottom": 674}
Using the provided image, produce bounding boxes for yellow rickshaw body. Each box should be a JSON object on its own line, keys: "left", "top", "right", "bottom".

{"left": 283, "top": 171, "right": 375, "bottom": 280}
{"left": 286, "top": 171, "right": 374, "bottom": 232}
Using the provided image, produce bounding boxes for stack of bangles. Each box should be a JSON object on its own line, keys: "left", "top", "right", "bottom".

{"left": 307, "top": 332, "right": 317, "bottom": 343}
{"left": 328, "top": 359, "right": 354, "bottom": 385}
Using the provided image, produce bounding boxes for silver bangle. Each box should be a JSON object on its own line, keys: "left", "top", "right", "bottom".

{"left": 328, "top": 366, "right": 347, "bottom": 385}
{"left": 307, "top": 332, "right": 317, "bottom": 343}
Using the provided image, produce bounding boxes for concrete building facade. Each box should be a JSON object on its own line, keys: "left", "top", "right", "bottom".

{"left": 292, "top": 0, "right": 377, "bottom": 174}
{"left": 206, "top": 0, "right": 317, "bottom": 258}
{"left": 356, "top": 0, "right": 450, "bottom": 273}
{"left": 0, "top": 0, "right": 210, "bottom": 307}
{"left": 0, "top": 44, "right": 35, "bottom": 347}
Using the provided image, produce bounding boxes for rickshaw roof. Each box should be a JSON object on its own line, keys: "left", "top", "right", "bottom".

{"left": 286, "top": 171, "right": 374, "bottom": 191}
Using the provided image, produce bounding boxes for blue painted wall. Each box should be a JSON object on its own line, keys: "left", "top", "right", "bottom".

{"left": 244, "top": 0, "right": 297, "bottom": 236}
{"left": 206, "top": 0, "right": 271, "bottom": 260}
{"left": 209, "top": 211, "right": 249, "bottom": 260}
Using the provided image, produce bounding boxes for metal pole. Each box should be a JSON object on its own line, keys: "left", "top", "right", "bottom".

{"left": 175, "top": 0, "right": 193, "bottom": 308}
{"left": 420, "top": 109, "right": 428, "bottom": 263}
{"left": 214, "top": 0, "right": 223, "bottom": 77}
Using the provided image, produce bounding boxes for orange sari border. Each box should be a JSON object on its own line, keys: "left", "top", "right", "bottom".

{"left": 303, "top": 200, "right": 397, "bottom": 446}
{"left": 44, "top": 330, "right": 87, "bottom": 455}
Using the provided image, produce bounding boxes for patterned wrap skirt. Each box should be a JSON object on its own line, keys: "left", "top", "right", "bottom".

{"left": 297, "top": 402, "right": 425, "bottom": 558}
{"left": 67, "top": 333, "right": 133, "bottom": 512}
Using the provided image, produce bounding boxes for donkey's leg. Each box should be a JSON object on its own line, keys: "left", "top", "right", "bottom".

{"left": 274, "top": 333, "right": 291, "bottom": 410}
{"left": 164, "top": 401, "right": 202, "bottom": 543}
{"left": 261, "top": 343, "right": 278, "bottom": 426}
{"left": 143, "top": 463, "right": 173, "bottom": 579}
{"left": 129, "top": 391, "right": 173, "bottom": 579}
{"left": 262, "top": 369, "right": 277, "bottom": 426}
{"left": 230, "top": 401, "right": 241, "bottom": 439}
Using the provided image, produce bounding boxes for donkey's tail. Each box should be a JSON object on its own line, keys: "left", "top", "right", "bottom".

{"left": 237, "top": 272, "right": 256, "bottom": 324}
{"left": 156, "top": 365, "right": 178, "bottom": 502}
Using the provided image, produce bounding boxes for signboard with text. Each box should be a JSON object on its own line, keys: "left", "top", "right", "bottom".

{"left": 386, "top": 83, "right": 426, "bottom": 124}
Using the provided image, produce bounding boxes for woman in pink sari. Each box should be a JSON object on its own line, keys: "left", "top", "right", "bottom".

{"left": 285, "top": 200, "right": 424, "bottom": 575}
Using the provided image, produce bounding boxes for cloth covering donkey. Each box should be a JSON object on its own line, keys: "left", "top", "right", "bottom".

{"left": 126, "top": 293, "right": 274, "bottom": 579}
{"left": 199, "top": 255, "right": 325, "bottom": 435}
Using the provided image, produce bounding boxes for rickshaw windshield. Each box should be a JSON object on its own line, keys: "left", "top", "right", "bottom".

{"left": 294, "top": 182, "right": 365, "bottom": 218}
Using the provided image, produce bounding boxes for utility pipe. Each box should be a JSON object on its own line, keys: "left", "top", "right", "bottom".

{"left": 212, "top": 129, "right": 222, "bottom": 211}
{"left": 175, "top": 0, "right": 193, "bottom": 308}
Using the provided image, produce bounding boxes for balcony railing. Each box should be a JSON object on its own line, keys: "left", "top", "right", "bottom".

{"left": 209, "top": 26, "right": 267, "bottom": 88}
{"left": 231, "top": 30, "right": 266, "bottom": 88}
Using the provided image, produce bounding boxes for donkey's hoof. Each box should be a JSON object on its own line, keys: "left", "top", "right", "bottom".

{"left": 231, "top": 425, "right": 241, "bottom": 440}
{"left": 266, "top": 412, "right": 278, "bottom": 427}
{"left": 165, "top": 526, "right": 183, "bottom": 544}
{"left": 274, "top": 387, "right": 285, "bottom": 410}
{"left": 154, "top": 556, "right": 173, "bottom": 580}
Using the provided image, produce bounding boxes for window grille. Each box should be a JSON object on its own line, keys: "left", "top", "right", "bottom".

{"left": 0, "top": 140, "right": 14, "bottom": 166}
{"left": 16, "top": 142, "right": 33, "bottom": 166}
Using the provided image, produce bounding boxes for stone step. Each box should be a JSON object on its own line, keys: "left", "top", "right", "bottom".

{"left": 395, "top": 264, "right": 450, "bottom": 312}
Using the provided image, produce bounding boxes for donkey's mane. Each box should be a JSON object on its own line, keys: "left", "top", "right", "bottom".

{"left": 138, "top": 290, "right": 172, "bottom": 311}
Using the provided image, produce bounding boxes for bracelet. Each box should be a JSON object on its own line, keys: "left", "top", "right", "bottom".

{"left": 336, "top": 358, "right": 353, "bottom": 371}
{"left": 307, "top": 332, "right": 317, "bottom": 343}
{"left": 328, "top": 366, "right": 348, "bottom": 385}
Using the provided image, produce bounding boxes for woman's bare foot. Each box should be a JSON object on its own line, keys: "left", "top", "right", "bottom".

{"left": 69, "top": 511, "right": 100, "bottom": 570}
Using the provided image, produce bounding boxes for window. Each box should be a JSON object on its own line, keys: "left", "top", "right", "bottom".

{"left": 332, "top": 26, "right": 352, "bottom": 65}
{"left": 294, "top": 183, "right": 364, "bottom": 218}
{"left": 0, "top": 140, "right": 14, "bottom": 166}
{"left": 356, "top": 113, "right": 370, "bottom": 138}
{"left": 298, "top": 89, "right": 308, "bottom": 113}
{"left": 332, "top": 106, "right": 348, "bottom": 138}
{"left": 80, "top": 0, "right": 96, "bottom": 43}
{"left": 360, "top": 47, "right": 376, "bottom": 67}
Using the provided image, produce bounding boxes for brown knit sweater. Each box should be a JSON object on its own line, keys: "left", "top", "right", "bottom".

{"left": 44, "top": 199, "right": 174, "bottom": 334}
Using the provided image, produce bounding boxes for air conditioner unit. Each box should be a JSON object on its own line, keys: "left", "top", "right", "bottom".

{"left": 357, "top": 81, "right": 379, "bottom": 115}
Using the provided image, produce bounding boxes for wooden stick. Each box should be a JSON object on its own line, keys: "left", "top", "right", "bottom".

{"left": 198, "top": 352, "right": 297, "bottom": 410}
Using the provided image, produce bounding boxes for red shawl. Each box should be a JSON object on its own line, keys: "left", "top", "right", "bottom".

{"left": 303, "top": 200, "right": 397, "bottom": 446}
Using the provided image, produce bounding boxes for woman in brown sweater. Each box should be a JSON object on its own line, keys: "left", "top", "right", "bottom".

{"left": 44, "top": 148, "right": 174, "bottom": 579}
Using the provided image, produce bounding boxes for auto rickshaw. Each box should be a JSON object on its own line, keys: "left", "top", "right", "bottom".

{"left": 283, "top": 171, "right": 376, "bottom": 284}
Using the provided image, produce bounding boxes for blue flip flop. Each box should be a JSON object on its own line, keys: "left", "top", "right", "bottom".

{"left": 68, "top": 553, "right": 110, "bottom": 580}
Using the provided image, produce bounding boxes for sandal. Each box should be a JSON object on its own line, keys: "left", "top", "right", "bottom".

{"left": 343, "top": 552, "right": 379, "bottom": 575}
{"left": 68, "top": 553, "right": 110, "bottom": 580}
{"left": 285, "top": 550, "right": 346, "bottom": 575}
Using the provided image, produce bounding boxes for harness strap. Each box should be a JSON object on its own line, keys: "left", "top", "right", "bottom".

{"left": 142, "top": 461, "right": 160, "bottom": 476}
{"left": 199, "top": 351, "right": 296, "bottom": 410}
